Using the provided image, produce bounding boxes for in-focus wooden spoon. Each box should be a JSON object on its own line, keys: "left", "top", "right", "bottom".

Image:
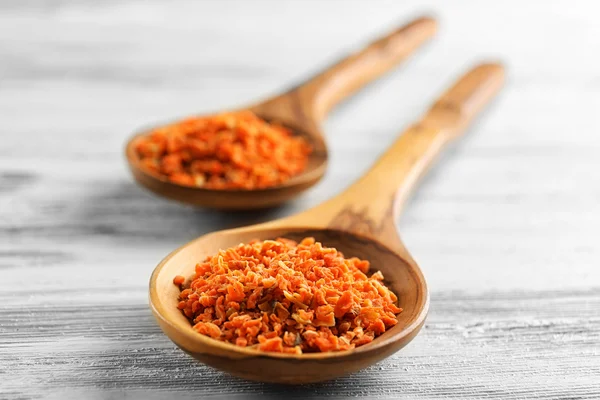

{"left": 126, "top": 17, "right": 437, "bottom": 209}
{"left": 149, "top": 63, "right": 505, "bottom": 383}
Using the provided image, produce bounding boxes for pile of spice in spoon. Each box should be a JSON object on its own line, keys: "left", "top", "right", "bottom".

{"left": 134, "top": 111, "right": 312, "bottom": 190}
{"left": 173, "top": 237, "right": 402, "bottom": 354}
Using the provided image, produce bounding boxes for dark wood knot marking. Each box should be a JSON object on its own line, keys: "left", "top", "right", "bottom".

{"left": 432, "top": 100, "right": 463, "bottom": 119}
{"left": 330, "top": 207, "right": 377, "bottom": 236}
{"left": 328, "top": 205, "right": 392, "bottom": 237}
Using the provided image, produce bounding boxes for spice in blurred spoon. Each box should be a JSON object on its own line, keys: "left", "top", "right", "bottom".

{"left": 133, "top": 111, "right": 312, "bottom": 190}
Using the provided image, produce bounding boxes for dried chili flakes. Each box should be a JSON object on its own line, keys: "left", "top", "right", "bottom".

{"left": 176, "top": 237, "right": 402, "bottom": 354}
{"left": 133, "top": 111, "right": 312, "bottom": 190}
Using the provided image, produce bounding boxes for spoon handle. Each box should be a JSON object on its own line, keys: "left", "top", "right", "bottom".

{"left": 294, "top": 63, "right": 505, "bottom": 245}
{"left": 292, "top": 17, "right": 437, "bottom": 120}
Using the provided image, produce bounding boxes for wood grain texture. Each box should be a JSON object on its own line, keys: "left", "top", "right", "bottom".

{"left": 1, "top": 0, "right": 599, "bottom": 398}
{"left": 2, "top": 290, "right": 599, "bottom": 399}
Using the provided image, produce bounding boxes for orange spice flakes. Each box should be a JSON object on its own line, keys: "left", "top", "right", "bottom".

{"left": 173, "top": 275, "right": 185, "bottom": 286}
{"left": 176, "top": 237, "right": 402, "bottom": 354}
{"left": 134, "top": 111, "right": 312, "bottom": 190}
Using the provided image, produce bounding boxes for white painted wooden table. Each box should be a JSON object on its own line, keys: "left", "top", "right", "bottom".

{"left": 1, "top": 1, "right": 599, "bottom": 399}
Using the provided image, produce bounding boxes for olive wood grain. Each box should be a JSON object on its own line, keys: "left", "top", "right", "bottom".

{"left": 126, "top": 17, "right": 437, "bottom": 209}
{"left": 149, "top": 63, "right": 505, "bottom": 384}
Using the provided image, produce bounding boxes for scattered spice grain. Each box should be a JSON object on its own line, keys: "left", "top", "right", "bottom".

{"left": 134, "top": 111, "right": 312, "bottom": 190}
{"left": 173, "top": 275, "right": 185, "bottom": 286}
{"left": 176, "top": 237, "right": 402, "bottom": 354}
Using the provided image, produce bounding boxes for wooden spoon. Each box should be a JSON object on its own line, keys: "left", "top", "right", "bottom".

{"left": 149, "top": 63, "right": 505, "bottom": 383}
{"left": 126, "top": 17, "right": 437, "bottom": 209}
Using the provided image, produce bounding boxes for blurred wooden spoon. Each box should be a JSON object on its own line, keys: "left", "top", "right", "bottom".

{"left": 126, "top": 17, "right": 437, "bottom": 209}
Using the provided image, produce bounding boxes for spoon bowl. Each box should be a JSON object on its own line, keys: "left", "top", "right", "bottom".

{"left": 126, "top": 117, "right": 328, "bottom": 209}
{"left": 126, "top": 17, "right": 437, "bottom": 209}
{"left": 150, "top": 226, "right": 427, "bottom": 383}
{"left": 149, "top": 63, "right": 505, "bottom": 383}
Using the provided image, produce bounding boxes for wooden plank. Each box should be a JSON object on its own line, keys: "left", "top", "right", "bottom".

{"left": 2, "top": 290, "right": 599, "bottom": 399}
{"left": 1, "top": 0, "right": 599, "bottom": 398}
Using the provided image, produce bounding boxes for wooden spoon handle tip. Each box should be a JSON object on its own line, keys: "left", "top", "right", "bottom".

{"left": 423, "top": 63, "right": 505, "bottom": 134}
{"left": 299, "top": 17, "right": 438, "bottom": 120}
